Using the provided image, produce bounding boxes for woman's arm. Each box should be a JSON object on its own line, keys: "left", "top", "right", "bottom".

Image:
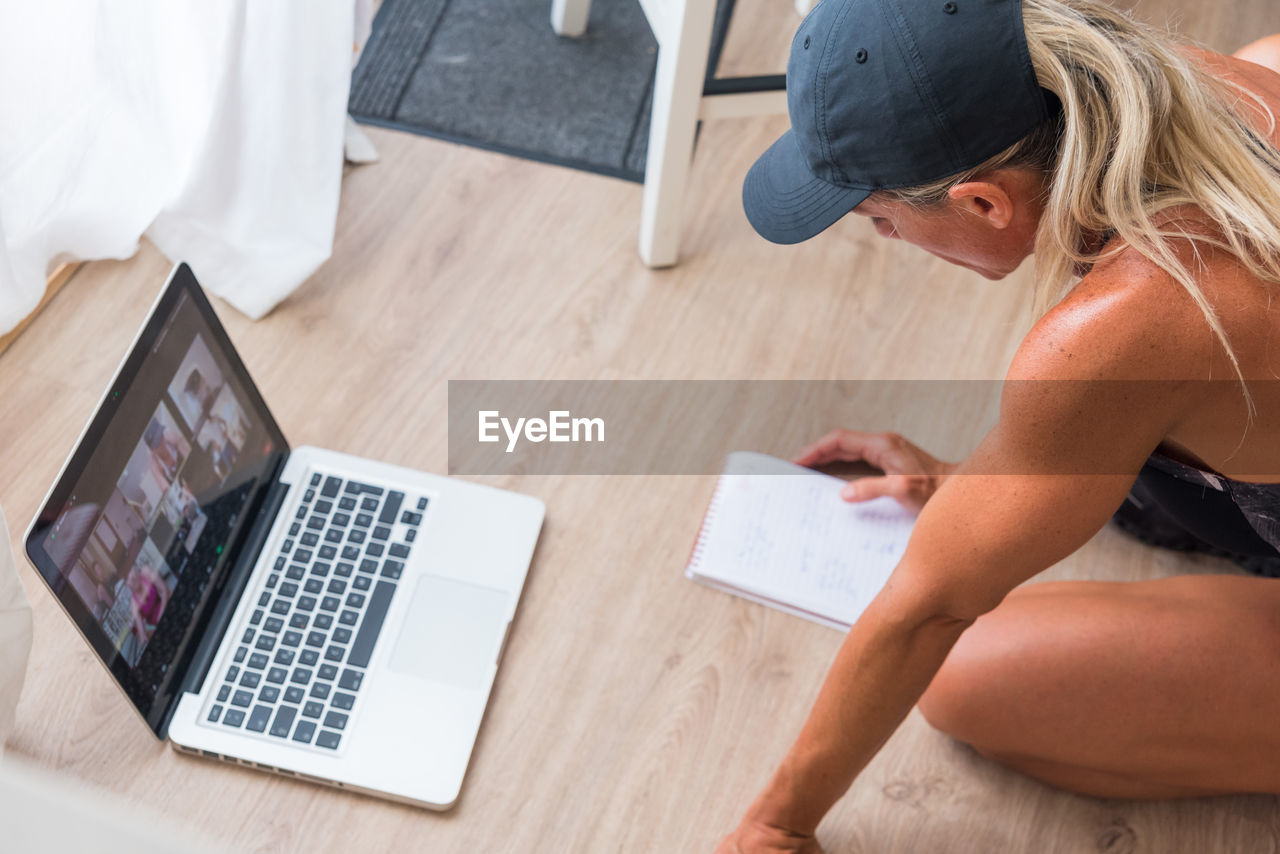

{"left": 717, "top": 279, "right": 1209, "bottom": 851}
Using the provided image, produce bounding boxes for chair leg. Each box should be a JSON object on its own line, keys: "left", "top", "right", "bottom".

{"left": 637, "top": 0, "right": 718, "bottom": 268}
{"left": 551, "top": 0, "right": 591, "bottom": 37}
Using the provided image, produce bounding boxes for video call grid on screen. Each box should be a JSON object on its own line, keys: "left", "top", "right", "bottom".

{"left": 32, "top": 279, "right": 284, "bottom": 718}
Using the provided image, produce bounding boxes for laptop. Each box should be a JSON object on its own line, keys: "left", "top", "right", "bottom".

{"left": 23, "top": 263, "right": 544, "bottom": 809}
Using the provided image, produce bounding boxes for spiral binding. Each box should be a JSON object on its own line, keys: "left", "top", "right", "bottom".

{"left": 688, "top": 474, "right": 731, "bottom": 570}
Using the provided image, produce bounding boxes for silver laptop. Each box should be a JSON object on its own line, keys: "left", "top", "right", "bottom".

{"left": 24, "top": 263, "right": 543, "bottom": 809}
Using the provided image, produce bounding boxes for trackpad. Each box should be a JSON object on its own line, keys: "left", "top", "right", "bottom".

{"left": 389, "top": 575, "right": 509, "bottom": 691}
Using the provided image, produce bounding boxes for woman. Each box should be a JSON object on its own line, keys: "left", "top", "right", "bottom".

{"left": 720, "top": 0, "right": 1280, "bottom": 851}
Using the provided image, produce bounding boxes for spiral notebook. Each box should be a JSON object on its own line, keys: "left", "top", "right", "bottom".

{"left": 685, "top": 452, "right": 917, "bottom": 630}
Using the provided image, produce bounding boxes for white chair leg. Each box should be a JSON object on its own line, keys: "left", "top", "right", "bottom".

{"left": 638, "top": 0, "right": 718, "bottom": 268}
{"left": 551, "top": 0, "right": 591, "bottom": 37}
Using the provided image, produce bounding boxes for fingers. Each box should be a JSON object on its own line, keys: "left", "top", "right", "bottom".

{"left": 840, "top": 475, "right": 912, "bottom": 504}
{"left": 792, "top": 429, "right": 902, "bottom": 469}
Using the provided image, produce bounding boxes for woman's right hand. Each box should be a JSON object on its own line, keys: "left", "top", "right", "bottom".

{"left": 792, "top": 429, "right": 958, "bottom": 513}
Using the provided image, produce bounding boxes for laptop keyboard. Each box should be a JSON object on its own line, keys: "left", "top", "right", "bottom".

{"left": 204, "top": 472, "right": 428, "bottom": 751}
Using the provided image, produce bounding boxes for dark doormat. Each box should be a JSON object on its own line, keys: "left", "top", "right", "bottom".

{"left": 348, "top": 0, "right": 736, "bottom": 182}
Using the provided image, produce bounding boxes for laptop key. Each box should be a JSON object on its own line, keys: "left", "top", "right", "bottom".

{"left": 315, "top": 499, "right": 333, "bottom": 514}
{"left": 321, "top": 596, "right": 340, "bottom": 612}
{"left": 417, "top": 497, "right": 428, "bottom": 511}
{"left": 259, "top": 686, "right": 280, "bottom": 704}
{"left": 275, "top": 649, "right": 295, "bottom": 666}
{"left": 322, "top": 477, "right": 341, "bottom": 498}
{"left": 312, "top": 562, "right": 331, "bottom": 577}
{"left": 283, "top": 631, "right": 303, "bottom": 647}
{"left": 359, "top": 559, "right": 377, "bottom": 575}
{"left": 234, "top": 647, "right": 247, "bottom": 663}
{"left": 300, "top": 532, "right": 318, "bottom": 547}
{"left": 267, "top": 667, "right": 288, "bottom": 684}
{"left": 347, "top": 529, "right": 366, "bottom": 544}
{"left": 319, "top": 546, "right": 337, "bottom": 560}
{"left": 381, "top": 560, "right": 403, "bottom": 580}
{"left": 217, "top": 685, "right": 231, "bottom": 702}
{"left": 354, "top": 574, "right": 372, "bottom": 590}
{"left": 264, "top": 617, "right": 284, "bottom": 634}
{"left": 292, "top": 668, "right": 313, "bottom": 685}
{"left": 240, "top": 671, "right": 261, "bottom": 689}
{"left": 341, "top": 546, "right": 360, "bottom": 561}
{"left": 327, "top": 579, "right": 346, "bottom": 594}
{"left": 313, "top": 614, "right": 333, "bottom": 630}
{"left": 271, "top": 599, "right": 290, "bottom": 615}
{"left": 333, "top": 512, "right": 350, "bottom": 527}
{"left": 293, "top": 720, "right": 316, "bottom": 744}
{"left": 224, "top": 709, "right": 245, "bottom": 727}
{"left": 346, "top": 593, "right": 365, "bottom": 608}
{"left": 304, "top": 579, "right": 323, "bottom": 594}
{"left": 324, "top": 645, "right": 345, "bottom": 662}
{"left": 255, "top": 635, "right": 276, "bottom": 652}
{"left": 339, "top": 610, "right": 358, "bottom": 626}
{"left": 275, "top": 557, "right": 286, "bottom": 571}
{"left": 281, "top": 539, "right": 294, "bottom": 554}
{"left": 286, "top": 565, "right": 305, "bottom": 580}
{"left": 225, "top": 665, "right": 240, "bottom": 682}
{"left": 284, "top": 686, "right": 305, "bottom": 704}
{"left": 302, "top": 701, "right": 324, "bottom": 719}
{"left": 324, "top": 529, "right": 343, "bottom": 544}
{"left": 348, "top": 581, "right": 396, "bottom": 668}
{"left": 366, "top": 543, "right": 384, "bottom": 557}
{"left": 306, "top": 631, "right": 325, "bottom": 648}
{"left": 299, "top": 649, "right": 319, "bottom": 666}
{"left": 333, "top": 628, "right": 352, "bottom": 644}
{"left": 208, "top": 704, "right": 223, "bottom": 723}
{"left": 248, "top": 653, "right": 268, "bottom": 670}
{"left": 310, "top": 473, "right": 322, "bottom": 486}
{"left": 249, "top": 609, "right": 263, "bottom": 626}
{"left": 338, "top": 497, "right": 356, "bottom": 511}
{"left": 338, "top": 669, "right": 364, "bottom": 691}
{"left": 316, "top": 731, "right": 342, "bottom": 750}
{"left": 318, "top": 664, "right": 338, "bottom": 681}
{"left": 298, "top": 596, "right": 317, "bottom": 612}
{"left": 379, "top": 491, "right": 404, "bottom": 525}
{"left": 405, "top": 529, "right": 417, "bottom": 543}
{"left": 232, "top": 690, "right": 253, "bottom": 708}
{"left": 306, "top": 516, "right": 325, "bottom": 531}
{"left": 270, "top": 705, "right": 297, "bottom": 738}
{"left": 265, "top": 574, "right": 279, "bottom": 589}
{"left": 247, "top": 705, "right": 271, "bottom": 733}
{"left": 289, "top": 613, "right": 308, "bottom": 629}
{"left": 388, "top": 543, "right": 410, "bottom": 559}
{"left": 371, "top": 526, "right": 390, "bottom": 541}
{"left": 258, "top": 592, "right": 270, "bottom": 607}
{"left": 310, "top": 682, "right": 330, "bottom": 700}
{"left": 324, "top": 711, "right": 349, "bottom": 731}
{"left": 355, "top": 513, "right": 373, "bottom": 527}
{"left": 360, "top": 496, "right": 378, "bottom": 512}
{"left": 332, "top": 692, "right": 355, "bottom": 711}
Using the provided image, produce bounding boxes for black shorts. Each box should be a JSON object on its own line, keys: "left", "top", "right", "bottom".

{"left": 1114, "top": 455, "right": 1280, "bottom": 576}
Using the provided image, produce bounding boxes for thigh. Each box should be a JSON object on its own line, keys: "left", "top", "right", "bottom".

{"left": 918, "top": 574, "right": 1280, "bottom": 795}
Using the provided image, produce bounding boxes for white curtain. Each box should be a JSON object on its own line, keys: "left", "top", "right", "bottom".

{"left": 0, "top": 1, "right": 358, "bottom": 332}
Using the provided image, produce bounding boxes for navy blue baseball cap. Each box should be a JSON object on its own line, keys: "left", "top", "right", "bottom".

{"left": 743, "top": 0, "right": 1058, "bottom": 244}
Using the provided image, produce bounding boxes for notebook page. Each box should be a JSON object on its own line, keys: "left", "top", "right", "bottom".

{"left": 687, "top": 452, "right": 916, "bottom": 628}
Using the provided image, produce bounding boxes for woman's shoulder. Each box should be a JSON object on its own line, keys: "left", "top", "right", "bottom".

{"left": 1010, "top": 244, "right": 1220, "bottom": 384}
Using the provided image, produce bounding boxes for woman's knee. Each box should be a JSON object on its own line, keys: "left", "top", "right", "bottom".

{"left": 917, "top": 604, "right": 1023, "bottom": 745}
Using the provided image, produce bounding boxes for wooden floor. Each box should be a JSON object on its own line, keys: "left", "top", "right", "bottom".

{"left": 3, "top": 0, "right": 1279, "bottom": 851}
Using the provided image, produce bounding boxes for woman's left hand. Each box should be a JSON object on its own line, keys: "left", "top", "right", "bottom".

{"left": 713, "top": 818, "right": 825, "bottom": 854}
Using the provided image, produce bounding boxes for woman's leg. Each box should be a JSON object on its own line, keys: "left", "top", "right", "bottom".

{"left": 1235, "top": 34, "right": 1280, "bottom": 73}
{"left": 917, "top": 575, "right": 1280, "bottom": 798}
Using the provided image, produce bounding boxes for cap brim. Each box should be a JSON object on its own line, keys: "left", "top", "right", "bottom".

{"left": 742, "top": 130, "right": 871, "bottom": 245}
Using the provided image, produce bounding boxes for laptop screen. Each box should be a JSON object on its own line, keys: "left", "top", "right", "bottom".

{"left": 26, "top": 264, "right": 289, "bottom": 733}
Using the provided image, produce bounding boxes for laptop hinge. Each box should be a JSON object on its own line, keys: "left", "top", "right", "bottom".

{"left": 157, "top": 467, "right": 290, "bottom": 737}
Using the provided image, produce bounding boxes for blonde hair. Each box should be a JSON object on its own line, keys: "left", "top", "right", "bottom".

{"left": 880, "top": 0, "right": 1280, "bottom": 395}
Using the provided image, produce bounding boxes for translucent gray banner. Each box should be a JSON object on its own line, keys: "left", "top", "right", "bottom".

{"left": 447, "top": 380, "right": 1277, "bottom": 476}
